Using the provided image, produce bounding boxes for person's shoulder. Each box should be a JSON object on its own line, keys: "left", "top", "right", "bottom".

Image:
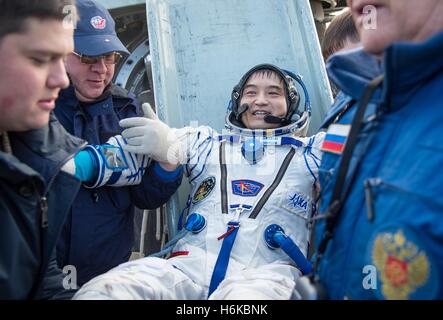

{"left": 320, "top": 91, "right": 354, "bottom": 129}
{"left": 109, "top": 84, "right": 140, "bottom": 115}
{"left": 198, "top": 125, "right": 217, "bottom": 135}
{"left": 296, "top": 131, "right": 325, "bottom": 149}
{"left": 109, "top": 84, "right": 131, "bottom": 99}
{"left": 312, "top": 131, "right": 326, "bottom": 141}
{"left": 176, "top": 125, "right": 217, "bottom": 141}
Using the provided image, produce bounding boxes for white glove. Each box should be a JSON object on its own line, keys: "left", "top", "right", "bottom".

{"left": 119, "top": 103, "right": 185, "bottom": 165}
{"left": 84, "top": 135, "right": 150, "bottom": 188}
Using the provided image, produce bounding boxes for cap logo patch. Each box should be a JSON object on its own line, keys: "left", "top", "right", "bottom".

{"left": 90, "top": 16, "right": 106, "bottom": 29}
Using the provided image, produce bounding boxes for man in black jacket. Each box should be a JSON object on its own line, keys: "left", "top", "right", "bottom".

{"left": 0, "top": 0, "right": 83, "bottom": 299}
{"left": 54, "top": 0, "right": 183, "bottom": 286}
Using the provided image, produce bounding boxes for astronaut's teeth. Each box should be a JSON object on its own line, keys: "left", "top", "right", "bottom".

{"left": 253, "top": 111, "right": 269, "bottom": 115}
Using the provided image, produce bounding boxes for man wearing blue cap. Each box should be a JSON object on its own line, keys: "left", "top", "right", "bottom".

{"left": 54, "top": 0, "right": 183, "bottom": 287}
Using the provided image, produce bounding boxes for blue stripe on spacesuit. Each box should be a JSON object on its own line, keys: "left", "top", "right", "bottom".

{"left": 192, "top": 131, "right": 201, "bottom": 148}
{"left": 115, "top": 135, "right": 141, "bottom": 183}
{"left": 186, "top": 130, "right": 205, "bottom": 172}
{"left": 107, "top": 171, "right": 122, "bottom": 185}
{"left": 188, "top": 136, "right": 212, "bottom": 170}
{"left": 303, "top": 136, "right": 318, "bottom": 182}
{"left": 280, "top": 136, "right": 304, "bottom": 147}
{"left": 304, "top": 154, "right": 316, "bottom": 183}
{"left": 309, "top": 137, "right": 320, "bottom": 168}
{"left": 187, "top": 130, "right": 212, "bottom": 166}
{"left": 191, "top": 146, "right": 213, "bottom": 182}
{"left": 189, "top": 138, "right": 213, "bottom": 183}
{"left": 218, "top": 135, "right": 241, "bottom": 143}
{"left": 217, "top": 134, "right": 304, "bottom": 148}
{"left": 310, "top": 151, "right": 321, "bottom": 163}
{"left": 208, "top": 221, "right": 240, "bottom": 297}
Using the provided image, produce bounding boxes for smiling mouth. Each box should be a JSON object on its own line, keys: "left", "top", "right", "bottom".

{"left": 252, "top": 111, "right": 271, "bottom": 116}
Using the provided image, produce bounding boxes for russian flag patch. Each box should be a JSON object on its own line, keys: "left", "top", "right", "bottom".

{"left": 321, "top": 124, "right": 350, "bottom": 154}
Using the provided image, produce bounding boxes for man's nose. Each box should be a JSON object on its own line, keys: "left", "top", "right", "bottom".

{"left": 254, "top": 92, "right": 268, "bottom": 105}
{"left": 47, "top": 58, "right": 70, "bottom": 89}
{"left": 91, "top": 57, "right": 108, "bottom": 73}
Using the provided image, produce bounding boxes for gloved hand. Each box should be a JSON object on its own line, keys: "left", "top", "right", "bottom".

{"left": 119, "top": 103, "right": 185, "bottom": 165}
{"left": 83, "top": 135, "right": 150, "bottom": 188}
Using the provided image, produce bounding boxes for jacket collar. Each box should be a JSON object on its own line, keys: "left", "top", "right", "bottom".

{"left": 382, "top": 30, "right": 443, "bottom": 110}
{"left": 0, "top": 150, "right": 43, "bottom": 188}
{"left": 326, "top": 47, "right": 382, "bottom": 102}
{"left": 327, "top": 30, "right": 443, "bottom": 110}
{"left": 7, "top": 114, "right": 85, "bottom": 190}
{"left": 56, "top": 84, "right": 133, "bottom": 118}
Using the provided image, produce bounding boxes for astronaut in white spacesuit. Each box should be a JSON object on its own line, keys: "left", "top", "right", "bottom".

{"left": 73, "top": 64, "right": 325, "bottom": 300}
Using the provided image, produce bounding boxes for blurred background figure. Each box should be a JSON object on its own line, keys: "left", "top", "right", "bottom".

{"left": 321, "top": 9, "right": 360, "bottom": 96}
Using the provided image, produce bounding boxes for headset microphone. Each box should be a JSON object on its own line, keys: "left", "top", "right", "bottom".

{"left": 236, "top": 103, "right": 250, "bottom": 119}
{"left": 265, "top": 113, "right": 301, "bottom": 124}
{"left": 264, "top": 115, "right": 287, "bottom": 124}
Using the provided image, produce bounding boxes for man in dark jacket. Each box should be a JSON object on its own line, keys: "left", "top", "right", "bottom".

{"left": 54, "top": 0, "right": 183, "bottom": 286}
{"left": 0, "top": 0, "right": 84, "bottom": 299}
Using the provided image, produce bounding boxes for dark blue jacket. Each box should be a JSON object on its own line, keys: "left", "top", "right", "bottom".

{"left": 0, "top": 115, "right": 86, "bottom": 299}
{"left": 315, "top": 31, "right": 443, "bottom": 299}
{"left": 54, "top": 84, "right": 183, "bottom": 286}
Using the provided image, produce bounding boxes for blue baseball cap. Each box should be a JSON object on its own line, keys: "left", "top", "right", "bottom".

{"left": 74, "top": 0, "right": 129, "bottom": 56}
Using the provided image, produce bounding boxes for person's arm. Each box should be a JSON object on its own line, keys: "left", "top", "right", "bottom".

{"left": 128, "top": 123, "right": 215, "bottom": 208}
{"left": 36, "top": 250, "right": 77, "bottom": 300}
{"left": 65, "top": 148, "right": 96, "bottom": 182}
{"left": 130, "top": 161, "right": 184, "bottom": 209}
{"left": 117, "top": 103, "right": 217, "bottom": 208}
{"left": 119, "top": 103, "right": 218, "bottom": 170}
{"left": 119, "top": 103, "right": 189, "bottom": 167}
{"left": 61, "top": 134, "right": 149, "bottom": 188}
{"left": 158, "top": 161, "right": 180, "bottom": 171}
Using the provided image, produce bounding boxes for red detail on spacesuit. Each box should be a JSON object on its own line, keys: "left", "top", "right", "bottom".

{"left": 168, "top": 251, "right": 189, "bottom": 258}
{"left": 217, "top": 225, "right": 236, "bottom": 240}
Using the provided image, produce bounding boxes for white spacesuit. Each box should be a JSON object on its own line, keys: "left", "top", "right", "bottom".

{"left": 74, "top": 64, "right": 325, "bottom": 300}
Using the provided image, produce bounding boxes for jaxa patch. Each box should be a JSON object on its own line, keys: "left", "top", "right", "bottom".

{"left": 231, "top": 179, "right": 264, "bottom": 197}
{"left": 192, "top": 176, "right": 216, "bottom": 204}
{"left": 321, "top": 124, "right": 350, "bottom": 154}
{"left": 368, "top": 226, "right": 438, "bottom": 300}
{"left": 282, "top": 191, "right": 310, "bottom": 219}
{"left": 288, "top": 192, "right": 309, "bottom": 211}
{"left": 288, "top": 192, "right": 309, "bottom": 217}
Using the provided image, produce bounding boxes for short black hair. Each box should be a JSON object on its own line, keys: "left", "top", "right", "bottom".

{"left": 321, "top": 9, "right": 360, "bottom": 61}
{"left": 0, "top": 0, "right": 76, "bottom": 41}
{"left": 243, "top": 69, "right": 285, "bottom": 87}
